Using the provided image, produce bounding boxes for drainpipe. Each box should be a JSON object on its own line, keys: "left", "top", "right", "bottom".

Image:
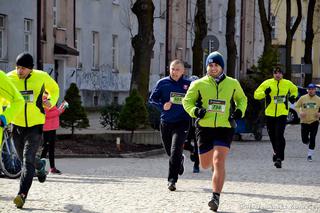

{"left": 37, "top": 0, "right": 43, "bottom": 70}
{"left": 165, "top": 0, "right": 170, "bottom": 76}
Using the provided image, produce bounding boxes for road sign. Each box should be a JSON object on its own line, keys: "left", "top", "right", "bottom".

{"left": 201, "top": 35, "right": 219, "bottom": 53}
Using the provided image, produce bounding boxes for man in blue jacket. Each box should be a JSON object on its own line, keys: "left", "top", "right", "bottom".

{"left": 149, "top": 59, "right": 191, "bottom": 191}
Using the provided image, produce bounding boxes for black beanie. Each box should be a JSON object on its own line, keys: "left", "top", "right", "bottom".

{"left": 16, "top": 52, "right": 34, "bottom": 69}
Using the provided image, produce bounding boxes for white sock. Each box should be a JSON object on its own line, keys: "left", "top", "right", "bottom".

{"left": 308, "top": 149, "right": 314, "bottom": 157}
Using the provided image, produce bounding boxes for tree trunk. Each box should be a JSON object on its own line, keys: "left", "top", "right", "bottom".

{"left": 285, "top": 0, "right": 302, "bottom": 80}
{"left": 257, "top": 0, "right": 272, "bottom": 54}
{"left": 225, "top": 0, "right": 237, "bottom": 77}
{"left": 303, "top": 0, "right": 315, "bottom": 86}
{"left": 131, "top": 0, "right": 155, "bottom": 101}
{"left": 192, "top": 0, "right": 207, "bottom": 77}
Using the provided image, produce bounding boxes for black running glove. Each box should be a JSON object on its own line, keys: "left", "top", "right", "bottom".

{"left": 229, "top": 109, "right": 242, "bottom": 120}
{"left": 289, "top": 96, "right": 296, "bottom": 104}
{"left": 194, "top": 107, "right": 206, "bottom": 119}
{"left": 264, "top": 87, "right": 271, "bottom": 95}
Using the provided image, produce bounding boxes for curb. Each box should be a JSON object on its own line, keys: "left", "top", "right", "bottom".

{"left": 55, "top": 148, "right": 165, "bottom": 159}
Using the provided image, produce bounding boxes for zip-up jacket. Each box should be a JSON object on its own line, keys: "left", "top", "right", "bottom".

{"left": 182, "top": 74, "right": 247, "bottom": 128}
{"left": 7, "top": 69, "right": 59, "bottom": 127}
{"left": 254, "top": 78, "right": 298, "bottom": 117}
{"left": 149, "top": 76, "right": 191, "bottom": 123}
{"left": 0, "top": 70, "right": 24, "bottom": 126}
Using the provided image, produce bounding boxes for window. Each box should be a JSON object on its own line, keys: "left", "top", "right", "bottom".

{"left": 218, "top": 4, "right": 223, "bottom": 32}
{"left": 53, "top": 0, "right": 58, "bottom": 27}
{"left": 0, "top": 15, "right": 7, "bottom": 59}
{"left": 112, "top": 34, "right": 118, "bottom": 71}
{"left": 75, "top": 28, "right": 82, "bottom": 68}
{"left": 24, "top": 19, "right": 33, "bottom": 52}
{"left": 92, "top": 31, "right": 99, "bottom": 69}
{"left": 93, "top": 95, "right": 98, "bottom": 106}
{"left": 270, "top": 15, "right": 276, "bottom": 39}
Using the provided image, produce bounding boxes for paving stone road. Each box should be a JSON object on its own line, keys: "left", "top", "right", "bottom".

{"left": 1, "top": 124, "right": 320, "bottom": 213}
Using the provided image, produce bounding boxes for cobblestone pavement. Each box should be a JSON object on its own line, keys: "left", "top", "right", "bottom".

{"left": 1, "top": 125, "right": 320, "bottom": 213}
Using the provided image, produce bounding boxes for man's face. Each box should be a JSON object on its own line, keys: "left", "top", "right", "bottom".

{"left": 307, "top": 88, "right": 316, "bottom": 97}
{"left": 16, "top": 66, "right": 32, "bottom": 79}
{"left": 169, "top": 63, "right": 185, "bottom": 81}
{"left": 273, "top": 71, "right": 283, "bottom": 81}
{"left": 207, "top": 63, "right": 223, "bottom": 78}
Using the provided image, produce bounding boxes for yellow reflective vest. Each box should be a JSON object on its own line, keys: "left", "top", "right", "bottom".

{"left": 0, "top": 70, "right": 25, "bottom": 141}
{"left": 182, "top": 75, "right": 247, "bottom": 128}
{"left": 254, "top": 78, "right": 298, "bottom": 117}
{"left": 7, "top": 69, "right": 59, "bottom": 127}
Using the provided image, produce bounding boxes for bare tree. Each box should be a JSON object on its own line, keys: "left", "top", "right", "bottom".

{"left": 284, "top": 0, "right": 302, "bottom": 80}
{"left": 303, "top": 0, "right": 316, "bottom": 86}
{"left": 225, "top": 0, "right": 236, "bottom": 77}
{"left": 257, "top": 0, "right": 272, "bottom": 54}
{"left": 131, "top": 0, "right": 155, "bottom": 101}
{"left": 192, "top": 0, "right": 207, "bottom": 77}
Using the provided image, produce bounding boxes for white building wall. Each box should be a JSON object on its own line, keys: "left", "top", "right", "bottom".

{"left": 0, "top": 0, "right": 37, "bottom": 71}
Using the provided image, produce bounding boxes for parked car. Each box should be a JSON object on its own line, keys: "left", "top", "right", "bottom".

{"left": 287, "top": 85, "right": 320, "bottom": 124}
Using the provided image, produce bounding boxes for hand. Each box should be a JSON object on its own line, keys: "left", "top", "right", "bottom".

{"left": 163, "top": 102, "right": 172, "bottom": 111}
{"left": 288, "top": 96, "right": 296, "bottom": 104}
{"left": 43, "top": 98, "right": 52, "bottom": 109}
{"left": 194, "top": 107, "right": 206, "bottom": 119}
{"left": 264, "top": 87, "right": 271, "bottom": 95}
{"left": 229, "top": 109, "right": 242, "bottom": 120}
{"left": 300, "top": 111, "right": 306, "bottom": 118}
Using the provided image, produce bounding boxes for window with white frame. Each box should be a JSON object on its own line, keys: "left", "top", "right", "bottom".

{"left": 218, "top": 4, "right": 223, "bottom": 32}
{"left": 75, "top": 28, "right": 82, "bottom": 68}
{"left": 0, "top": 15, "right": 7, "bottom": 59}
{"left": 24, "top": 19, "right": 33, "bottom": 52}
{"left": 270, "top": 15, "right": 276, "bottom": 39}
{"left": 92, "top": 31, "right": 99, "bottom": 69}
{"left": 112, "top": 34, "right": 118, "bottom": 71}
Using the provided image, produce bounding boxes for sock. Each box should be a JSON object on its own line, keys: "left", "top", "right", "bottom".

{"left": 212, "top": 192, "right": 220, "bottom": 199}
{"left": 308, "top": 149, "right": 314, "bottom": 157}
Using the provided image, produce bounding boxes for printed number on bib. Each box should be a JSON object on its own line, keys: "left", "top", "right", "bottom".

{"left": 303, "top": 102, "right": 317, "bottom": 109}
{"left": 170, "top": 92, "right": 185, "bottom": 105}
{"left": 208, "top": 99, "right": 226, "bottom": 113}
{"left": 21, "top": 90, "right": 34, "bottom": 103}
{"left": 274, "top": 96, "right": 285, "bottom": 104}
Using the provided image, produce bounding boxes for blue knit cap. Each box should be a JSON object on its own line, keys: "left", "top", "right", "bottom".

{"left": 206, "top": 51, "right": 224, "bottom": 70}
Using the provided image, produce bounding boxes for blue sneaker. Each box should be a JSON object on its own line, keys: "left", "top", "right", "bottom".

{"left": 36, "top": 159, "right": 47, "bottom": 183}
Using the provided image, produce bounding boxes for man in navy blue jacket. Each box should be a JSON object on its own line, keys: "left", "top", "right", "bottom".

{"left": 149, "top": 59, "right": 191, "bottom": 191}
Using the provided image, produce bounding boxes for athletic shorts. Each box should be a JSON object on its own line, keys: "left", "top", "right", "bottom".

{"left": 196, "top": 127, "right": 234, "bottom": 154}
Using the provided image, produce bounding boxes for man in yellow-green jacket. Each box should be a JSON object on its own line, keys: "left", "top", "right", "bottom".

{"left": 254, "top": 66, "right": 298, "bottom": 169}
{"left": 0, "top": 70, "right": 24, "bottom": 141}
{"left": 182, "top": 51, "right": 247, "bottom": 212}
{"left": 7, "top": 52, "right": 59, "bottom": 209}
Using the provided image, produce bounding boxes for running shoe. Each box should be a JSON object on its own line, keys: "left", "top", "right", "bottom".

{"left": 36, "top": 159, "right": 47, "bottom": 183}
{"left": 274, "top": 158, "right": 282, "bottom": 168}
{"left": 50, "top": 167, "right": 62, "bottom": 174}
{"left": 13, "top": 194, "right": 26, "bottom": 208}
{"left": 307, "top": 156, "right": 312, "bottom": 162}
{"left": 178, "top": 154, "right": 185, "bottom": 175}
{"left": 208, "top": 193, "right": 220, "bottom": 212}
{"left": 167, "top": 181, "right": 176, "bottom": 191}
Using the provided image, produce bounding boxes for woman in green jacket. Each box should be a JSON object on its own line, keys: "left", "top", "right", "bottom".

{"left": 182, "top": 51, "right": 247, "bottom": 212}
{"left": 254, "top": 67, "right": 298, "bottom": 169}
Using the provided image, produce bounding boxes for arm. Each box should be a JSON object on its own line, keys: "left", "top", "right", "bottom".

{"left": 254, "top": 80, "right": 268, "bottom": 100}
{"left": 44, "top": 72, "right": 60, "bottom": 107}
{"left": 0, "top": 71, "right": 24, "bottom": 126}
{"left": 149, "top": 81, "right": 164, "bottom": 112}
{"left": 182, "top": 82, "right": 199, "bottom": 118}
{"left": 233, "top": 80, "right": 248, "bottom": 118}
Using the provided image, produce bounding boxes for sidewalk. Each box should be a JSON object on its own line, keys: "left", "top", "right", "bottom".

{"left": 1, "top": 125, "right": 320, "bottom": 212}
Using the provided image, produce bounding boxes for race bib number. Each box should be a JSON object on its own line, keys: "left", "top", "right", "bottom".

{"left": 208, "top": 99, "right": 226, "bottom": 113}
{"left": 303, "top": 102, "right": 317, "bottom": 109}
{"left": 21, "top": 90, "right": 34, "bottom": 103}
{"left": 274, "top": 95, "right": 285, "bottom": 104}
{"left": 170, "top": 92, "right": 185, "bottom": 105}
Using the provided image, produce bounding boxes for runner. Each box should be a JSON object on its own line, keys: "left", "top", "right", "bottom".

{"left": 295, "top": 83, "right": 320, "bottom": 162}
{"left": 182, "top": 51, "right": 247, "bottom": 211}
{"left": 7, "top": 52, "right": 60, "bottom": 208}
{"left": 149, "top": 59, "right": 191, "bottom": 191}
{"left": 254, "top": 66, "right": 298, "bottom": 168}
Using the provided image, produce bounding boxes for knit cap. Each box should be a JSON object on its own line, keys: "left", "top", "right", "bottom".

{"left": 16, "top": 52, "right": 34, "bottom": 69}
{"left": 205, "top": 51, "right": 224, "bottom": 70}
